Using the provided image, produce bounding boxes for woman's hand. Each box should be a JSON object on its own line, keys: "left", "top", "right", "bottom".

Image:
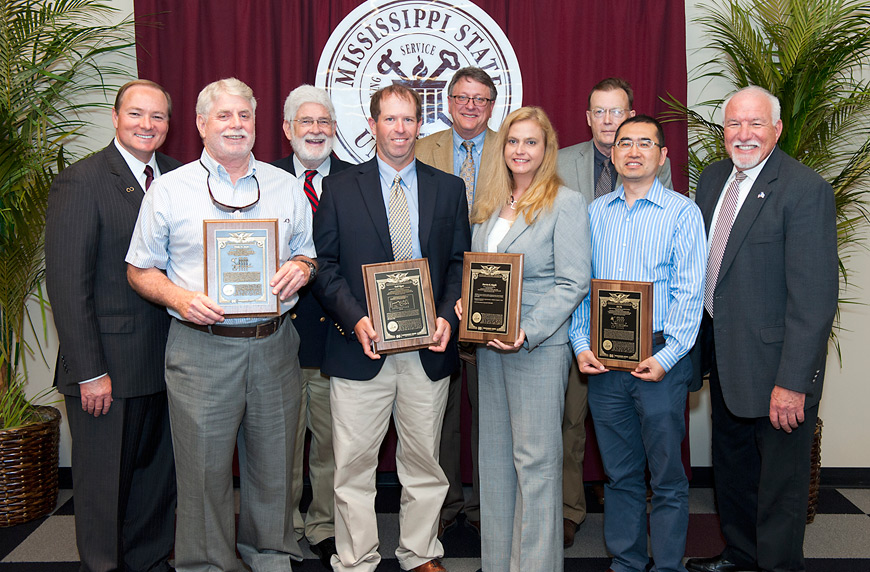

{"left": 487, "top": 328, "right": 526, "bottom": 352}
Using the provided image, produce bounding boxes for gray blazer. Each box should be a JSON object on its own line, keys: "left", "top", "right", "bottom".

{"left": 557, "top": 139, "right": 673, "bottom": 203}
{"left": 694, "top": 147, "right": 838, "bottom": 417}
{"left": 472, "top": 187, "right": 591, "bottom": 349}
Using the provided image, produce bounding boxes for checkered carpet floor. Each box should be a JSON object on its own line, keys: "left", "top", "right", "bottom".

{"left": 2, "top": 485, "right": 869, "bottom": 571}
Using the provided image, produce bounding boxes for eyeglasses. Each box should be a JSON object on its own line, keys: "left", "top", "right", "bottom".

{"left": 614, "top": 138, "right": 661, "bottom": 150}
{"left": 200, "top": 161, "right": 260, "bottom": 212}
{"left": 449, "top": 95, "right": 493, "bottom": 107}
{"left": 590, "top": 108, "right": 627, "bottom": 120}
{"left": 293, "top": 118, "right": 334, "bottom": 127}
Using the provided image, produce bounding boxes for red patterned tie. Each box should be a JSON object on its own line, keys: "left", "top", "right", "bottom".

{"left": 144, "top": 165, "right": 154, "bottom": 191}
{"left": 303, "top": 169, "right": 318, "bottom": 212}
{"left": 704, "top": 171, "right": 747, "bottom": 316}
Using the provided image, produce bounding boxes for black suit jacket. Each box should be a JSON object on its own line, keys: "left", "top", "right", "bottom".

{"left": 45, "top": 143, "right": 182, "bottom": 398}
{"left": 270, "top": 153, "right": 352, "bottom": 367}
{"left": 312, "top": 157, "right": 470, "bottom": 381}
{"left": 694, "top": 147, "right": 838, "bottom": 417}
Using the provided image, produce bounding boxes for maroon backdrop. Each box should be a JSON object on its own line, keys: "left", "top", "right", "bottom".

{"left": 134, "top": 0, "right": 688, "bottom": 192}
{"left": 133, "top": 0, "right": 691, "bottom": 479}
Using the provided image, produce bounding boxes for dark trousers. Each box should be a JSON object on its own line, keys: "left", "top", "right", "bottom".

{"left": 709, "top": 363, "right": 817, "bottom": 572}
{"left": 66, "top": 391, "right": 176, "bottom": 572}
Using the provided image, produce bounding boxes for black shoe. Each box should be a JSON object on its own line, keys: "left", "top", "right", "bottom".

{"left": 310, "top": 537, "right": 337, "bottom": 570}
{"left": 685, "top": 554, "right": 757, "bottom": 572}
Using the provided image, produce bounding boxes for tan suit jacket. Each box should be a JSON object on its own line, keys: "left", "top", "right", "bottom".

{"left": 416, "top": 127, "right": 499, "bottom": 178}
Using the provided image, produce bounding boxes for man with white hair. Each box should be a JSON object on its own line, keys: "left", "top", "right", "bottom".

{"left": 686, "top": 86, "right": 837, "bottom": 572}
{"left": 272, "top": 84, "right": 351, "bottom": 569}
{"left": 126, "top": 78, "right": 316, "bottom": 571}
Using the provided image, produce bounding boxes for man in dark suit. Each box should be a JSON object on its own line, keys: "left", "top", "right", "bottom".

{"left": 312, "top": 84, "right": 470, "bottom": 572}
{"left": 271, "top": 84, "right": 351, "bottom": 569}
{"left": 45, "top": 79, "right": 180, "bottom": 572}
{"left": 686, "top": 86, "right": 838, "bottom": 572}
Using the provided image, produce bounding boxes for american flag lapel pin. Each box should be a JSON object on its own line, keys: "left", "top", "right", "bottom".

{"left": 757, "top": 191, "right": 765, "bottom": 199}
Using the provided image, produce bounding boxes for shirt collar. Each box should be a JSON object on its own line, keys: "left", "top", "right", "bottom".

{"left": 609, "top": 177, "right": 668, "bottom": 208}
{"left": 199, "top": 148, "right": 257, "bottom": 181}
{"left": 452, "top": 128, "right": 487, "bottom": 153}
{"left": 113, "top": 138, "right": 156, "bottom": 178}
{"left": 730, "top": 151, "right": 772, "bottom": 185}
{"left": 292, "top": 154, "right": 331, "bottom": 179}
{"left": 376, "top": 156, "right": 417, "bottom": 188}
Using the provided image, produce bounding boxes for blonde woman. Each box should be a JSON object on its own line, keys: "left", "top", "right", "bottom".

{"left": 459, "top": 107, "right": 591, "bottom": 571}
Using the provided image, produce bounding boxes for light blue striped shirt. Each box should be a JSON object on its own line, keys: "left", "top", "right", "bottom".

{"left": 568, "top": 178, "right": 706, "bottom": 371}
{"left": 126, "top": 149, "right": 315, "bottom": 325}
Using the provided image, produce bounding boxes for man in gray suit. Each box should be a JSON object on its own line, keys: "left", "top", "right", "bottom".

{"left": 45, "top": 79, "right": 180, "bottom": 572}
{"left": 685, "top": 87, "right": 837, "bottom": 572}
{"left": 416, "top": 66, "right": 498, "bottom": 538}
{"left": 556, "top": 77, "right": 673, "bottom": 547}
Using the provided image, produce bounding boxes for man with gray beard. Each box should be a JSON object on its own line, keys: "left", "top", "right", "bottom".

{"left": 272, "top": 84, "right": 352, "bottom": 569}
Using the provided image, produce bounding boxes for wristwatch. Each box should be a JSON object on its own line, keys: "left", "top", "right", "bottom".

{"left": 302, "top": 259, "right": 317, "bottom": 283}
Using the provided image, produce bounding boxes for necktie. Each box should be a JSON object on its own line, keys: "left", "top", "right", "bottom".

{"left": 460, "top": 140, "right": 475, "bottom": 218}
{"left": 704, "top": 171, "right": 747, "bottom": 316}
{"left": 144, "top": 165, "right": 154, "bottom": 191}
{"left": 388, "top": 174, "right": 413, "bottom": 261}
{"left": 594, "top": 161, "right": 611, "bottom": 199}
{"left": 303, "top": 169, "right": 319, "bottom": 212}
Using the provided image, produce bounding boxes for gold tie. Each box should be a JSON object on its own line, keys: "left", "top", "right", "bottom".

{"left": 388, "top": 174, "right": 413, "bottom": 261}
{"left": 460, "top": 141, "right": 475, "bottom": 218}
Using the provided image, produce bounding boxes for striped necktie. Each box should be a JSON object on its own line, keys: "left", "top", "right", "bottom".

{"left": 704, "top": 171, "right": 747, "bottom": 317}
{"left": 388, "top": 174, "right": 413, "bottom": 261}
{"left": 303, "top": 169, "right": 319, "bottom": 212}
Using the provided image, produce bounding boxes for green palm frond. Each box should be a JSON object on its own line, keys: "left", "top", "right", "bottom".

{"left": 662, "top": 0, "right": 870, "bottom": 354}
{"left": 0, "top": 0, "right": 134, "bottom": 427}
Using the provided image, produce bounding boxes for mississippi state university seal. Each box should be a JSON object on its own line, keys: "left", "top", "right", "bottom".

{"left": 316, "top": 0, "right": 523, "bottom": 163}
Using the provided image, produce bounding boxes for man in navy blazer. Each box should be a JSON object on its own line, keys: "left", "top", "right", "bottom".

{"left": 312, "top": 85, "right": 469, "bottom": 572}
{"left": 271, "top": 84, "right": 351, "bottom": 569}
{"left": 686, "top": 86, "right": 838, "bottom": 572}
{"left": 45, "top": 80, "right": 180, "bottom": 572}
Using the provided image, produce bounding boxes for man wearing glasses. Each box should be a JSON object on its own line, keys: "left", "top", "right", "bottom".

{"left": 569, "top": 116, "right": 705, "bottom": 572}
{"left": 126, "top": 78, "right": 316, "bottom": 571}
{"left": 556, "top": 77, "right": 673, "bottom": 549}
{"left": 416, "top": 66, "right": 498, "bottom": 539}
{"left": 272, "top": 84, "right": 352, "bottom": 569}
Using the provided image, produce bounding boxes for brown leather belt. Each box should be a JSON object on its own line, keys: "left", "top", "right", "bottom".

{"left": 177, "top": 313, "right": 287, "bottom": 339}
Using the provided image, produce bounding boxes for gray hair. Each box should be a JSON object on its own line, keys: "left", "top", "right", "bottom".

{"left": 283, "top": 85, "right": 336, "bottom": 122}
{"left": 195, "top": 78, "right": 257, "bottom": 117}
{"left": 723, "top": 85, "right": 781, "bottom": 124}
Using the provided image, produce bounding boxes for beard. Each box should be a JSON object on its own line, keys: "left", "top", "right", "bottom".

{"left": 728, "top": 139, "right": 766, "bottom": 170}
{"left": 292, "top": 132, "right": 334, "bottom": 164}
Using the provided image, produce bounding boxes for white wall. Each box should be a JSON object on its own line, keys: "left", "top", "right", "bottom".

{"left": 22, "top": 0, "right": 870, "bottom": 469}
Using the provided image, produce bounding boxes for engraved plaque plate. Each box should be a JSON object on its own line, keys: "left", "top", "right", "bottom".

{"left": 203, "top": 219, "right": 279, "bottom": 317}
{"left": 458, "top": 252, "right": 523, "bottom": 344}
{"left": 362, "top": 259, "right": 437, "bottom": 354}
{"left": 591, "top": 279, "right": 653, "bottom": 371}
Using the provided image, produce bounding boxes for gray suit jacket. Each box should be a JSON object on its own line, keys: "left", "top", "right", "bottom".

{"left": 45, "top": 143, "right": 182, "bottom": 397}
{"left": 557, "top": 139, "right": 673, "bottom": 204}
{"left": 472, "top": 187, "right": 591, "bottom": 349}
{"left": 416, "top": 127, "right": 499, "bottom": 178}
{"left": 694, "top": 147, "right": 838, "bottom": 417}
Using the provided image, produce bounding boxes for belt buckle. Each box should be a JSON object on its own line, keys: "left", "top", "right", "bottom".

{"left": 254, "top": 322, "right": 271, "bottom": 339}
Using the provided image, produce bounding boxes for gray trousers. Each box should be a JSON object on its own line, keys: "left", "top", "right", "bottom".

{"left": 165, "top": 317, "right": 302, "bottom": 572}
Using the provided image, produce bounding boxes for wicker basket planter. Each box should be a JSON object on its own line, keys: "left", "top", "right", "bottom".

{"left": 0, "top": 406, "right": 61, "bottom": 527}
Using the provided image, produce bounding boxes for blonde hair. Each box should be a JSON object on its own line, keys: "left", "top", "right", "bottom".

{"left": 472, "top": 106, "right": 562, "bottom": 225}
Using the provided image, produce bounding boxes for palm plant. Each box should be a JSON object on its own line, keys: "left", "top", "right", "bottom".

{"left": 0, "top": 0, "right": 133, "bottom": 429}
{"left": 662, "top": 0, "right": 870, "bottom": 308}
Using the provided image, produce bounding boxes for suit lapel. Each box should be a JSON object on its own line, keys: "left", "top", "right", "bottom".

{"left": 717, "top": 149, "right": 782, "bottom": 285}
{"left": 356, "top": 160, "right": 393, "bottom": 257}
{"left": 498, "top": 209, "right": 530, "bottom": 252}
{"left": 417, "top": 161, "right": 436, "bottom": 255}
{"left": 105, "top": 145, "right": 145, "bottom": 210}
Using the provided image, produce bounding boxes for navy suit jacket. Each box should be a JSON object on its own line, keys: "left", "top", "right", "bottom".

{"left": 694, "top": 147, "right": 838, "bottom": 417}
{"left": 45, "top": 143, "right": 182, "bottom": 398}
{"left": 270, "top": 153, "right": 352, "bottom": 367}
{"left": 312, "top": 157, "right": 470, "bottom": 381}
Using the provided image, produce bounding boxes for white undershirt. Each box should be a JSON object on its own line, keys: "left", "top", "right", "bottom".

{"left": 487, "top": 217, "right": 513, "bottom": 253}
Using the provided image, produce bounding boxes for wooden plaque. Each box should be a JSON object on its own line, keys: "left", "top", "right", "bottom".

{"left": 203, "top": 219, "right": 279, "bottom": 317}
{"left": 458, "top": 252, "right": 523, "bottom": 344}
{"left": 362, "top": 259, "right": 437, "bottom": 355}
{"left": 591, "top": 279, "right": 653, "bottom": 371}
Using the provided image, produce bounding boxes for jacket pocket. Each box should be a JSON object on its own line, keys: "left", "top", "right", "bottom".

{"left": 759, "top": 325, "right": 784, "bottom": 343}
{"left": 97, "top": 315, "right": 134, "bottom": 334}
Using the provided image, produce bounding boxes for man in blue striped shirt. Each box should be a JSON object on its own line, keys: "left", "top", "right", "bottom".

{"left": 568, "top": 115, "right": 706, "bottom": 572}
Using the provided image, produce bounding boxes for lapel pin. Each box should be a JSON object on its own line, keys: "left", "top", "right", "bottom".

{"left": 126, "top": 186, "right": 135, "bottom": 193}
{"left": 757, "top": 191, "right": 765, "bottom": 199}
